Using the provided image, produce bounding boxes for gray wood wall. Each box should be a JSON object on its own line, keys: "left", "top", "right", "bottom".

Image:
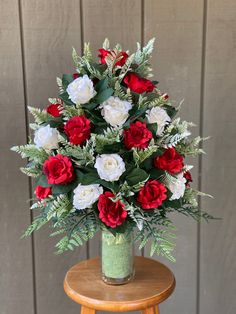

{"left": 0, "top": 1, "right": 235, "bottom": 314}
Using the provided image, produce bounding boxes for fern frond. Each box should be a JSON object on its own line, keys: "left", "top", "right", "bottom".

{"left": 11, "top": 144, "right": 48, "bottom": 163}
{"left": 20, "top": 166, "right": 42, "bottom": 177}
{"left": 132, "top": 141, "right": 158, "bottom": 166}
{"left": 22, "top": 215, "right": 48, "bottom": 237}
{"left": 58, "top": 139, "right": 95, "bottom": 166}
{"left": 93, "top": 127, "right": 121, "bottom": 153}
{"left": 28, "top": 106, "right": 51, "bottom": 124}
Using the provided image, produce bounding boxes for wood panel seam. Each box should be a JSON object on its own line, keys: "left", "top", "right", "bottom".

{"left": 18, "top": 1, "right": 37, "bottom": 313}
{"left": 197, "top": 1, "right": 208, "bottom": 314}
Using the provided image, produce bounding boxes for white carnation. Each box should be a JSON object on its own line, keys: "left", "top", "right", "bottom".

{"left": 146, "top": 107, "right": 171, "bottom": 136}
{"left": 168, "top": 173, "right": 186, "bottom": 200}
{"left": 100, "top": 96, "right": 132, "bottom": 127}
{"left": 94, "top": 154, "right": 126, "bottom": 182}
{"left": 34, "top": 125, "right": 59, "bottom": 150}
{"left": 73, "top": 184, "right": 103, "bottom": 210}
{"left": 66, "top": 75, "right": 96, "bottom": 104}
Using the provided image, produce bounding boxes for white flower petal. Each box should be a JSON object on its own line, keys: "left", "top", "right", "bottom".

{"left": 66, "top": 75, "right": 96, "bottom": 104}
{"left": 94, "top": 154, "right": 126, "bottom": 182}
{"left": 73, "top": 184, "right": 103, "bottom": 210}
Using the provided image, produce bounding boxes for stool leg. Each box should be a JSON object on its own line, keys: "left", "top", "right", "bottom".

{"left": 141, "top": 305, "right": 159, "bottom": 314}
{"left": 81, "top": 306, "right": 96, "bottom": 314}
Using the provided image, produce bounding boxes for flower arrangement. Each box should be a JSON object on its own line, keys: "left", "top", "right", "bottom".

{"left": 12, "top": 38, "right": 213, "bottom": 261}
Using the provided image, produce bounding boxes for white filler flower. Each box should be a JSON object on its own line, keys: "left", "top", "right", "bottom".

{"left": 169, "top": 173, "right": 186, "bottom": 200}
{"left": 146, "top": 107, "right": 171, "bottom": 136}
{"left": 66, "top": 74, "right": 96, "bottom": 104}
{"left": 73, "top": 184, "right": 103, "bottom": 210}
{"left": 94, "top": 154, "right": 126, "bottom": 182}
{"left": 34, "top": 125, "right": 59, "bottom": 150}
{"left": 100, "top": 96, "right": 132, "bottom": 127}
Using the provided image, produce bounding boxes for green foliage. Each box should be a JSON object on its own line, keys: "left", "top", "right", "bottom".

{"left": 132, "top": 140, "right": 159, "bottom": 166}
{"left": 133, "top": 38, "right": 155, "bottom": 78}
{"left": 58, "top": 139, "right": 95, "bottom": 166}
{"left": 20, "top": 165, "right": 42, "bottom": 177}
{"left": 54, "top": 210, "right": 99, "bottom": 254}
{"left": 11, "top": 144, "right": 48, "bottom": 163}
{"left": 46, "top": 194, "right": 71, "bottom": 220}
{"left": 93, "top": 127, "right": 121, "bottom": 153}
{"left": 22, "top": 215, "right": 48, "bottom": 237}
{"left": 28, "top": 106, "right": 51, "bottom": 124}
{"left": 160, "top": 118, "right": 194, "bottom": 148}
{"left": 113, "top": 81, "right": 132, "bottom": 102}
{"left": 176, "top": 136, "right": 207, "bottom": 156}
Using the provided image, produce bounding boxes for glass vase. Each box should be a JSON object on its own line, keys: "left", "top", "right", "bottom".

{"left": 101, "top": 230, "right": 134, "bottom": 285}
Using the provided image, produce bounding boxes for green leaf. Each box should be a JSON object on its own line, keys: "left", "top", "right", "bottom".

{"left": 94, "top": 88, "right": 113, "bottom": 104}
{"left": 59, "top": 92, "right": 75, "bottom": 106}
{"left": 82, "top": 102, "right": 98, "bottom": 110}
{"left": 62, "top": 74, "right": 73, "bottom": 88}
{"left": 148, "top": 123, "right": 158, "bottom": 136}
{"left": 76, "top": 169, "right": 100, "bottom": 185}
{"left": 35, "top": 175, "right": 51, "bottom": 187}
{"left": 126, "top": 168, "right": 149, "bottom": 186}
{"left": 52, "top": 182, "right": 77, "bottom": 195}
{"left": 95, "top": 78, "right": 109, "bottom": 92}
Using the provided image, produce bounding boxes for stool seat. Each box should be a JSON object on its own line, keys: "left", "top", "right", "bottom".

{"left": 64, "top": 256, "right": 175, "bottom": 312}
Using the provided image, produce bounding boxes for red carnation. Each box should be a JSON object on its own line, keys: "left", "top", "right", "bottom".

{"left": 184, "top": 171, "right": 193, "bottom": 187}
{"left": 137, "top": 180, "right": 167, "bottom": 209}
{"left": 97, "top": 191, "right": 127, "bottom": 228}
{"left": 154, "top": 147, "right": 184, "bottom": 174}
{"left": 43, "top": 154, "right": 75, "bottom": 185}
{"left": 124, "top": 121, "right": 153, "bottom": 150}
{"left": 98, "top": 48, "right": 128, "bottom": 67}
{"left": 46, "top": 103, "right": 61, "bottom": 117}
{"left": 35, "top": 185, "right": 52, "bottom": 201}
{"left": 64, "top": 115, "right": 91, "bottom": 145}
{"left": 123, "top": 72, "right": 155, "bottom": 93}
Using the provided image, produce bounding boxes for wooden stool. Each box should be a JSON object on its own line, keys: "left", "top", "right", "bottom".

{"left": 64, "top": 256, "right": 175, "bottom": 314}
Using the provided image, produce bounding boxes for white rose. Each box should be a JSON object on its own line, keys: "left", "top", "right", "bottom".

{"left": 146, "top": 107, "right": 171, "bottom": 136}
{"left": 94, "top": 154, "right": 126, "bottom": 182}
{"left": 100, "top": 96, "right": 132, "bottom": 127}
{"left": 34, "top": 125, "right": 59, "bottom": 150}
{"left": 73, "top": 184, "right": 103, "bottom": 210}
{"left": 168, "top": 173, "right": 186, "bottom": 200}
{"left": 66, "top": 75, "right": 96, "bottom": 104}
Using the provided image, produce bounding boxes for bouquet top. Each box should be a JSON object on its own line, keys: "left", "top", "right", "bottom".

{"left": 12, "top": 38, "right": 213, "bottom": 261}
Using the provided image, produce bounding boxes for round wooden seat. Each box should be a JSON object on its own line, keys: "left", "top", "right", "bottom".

{"left": 64, "top": 256, "right": 175, "bottom": 313}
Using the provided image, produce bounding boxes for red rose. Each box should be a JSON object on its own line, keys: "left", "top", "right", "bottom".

{"left": 184, "top": 171, "right": 193, "bottom": 187}
{"left": 43, "top": 154, "right": 75, "bottom": 185}
{"left": 98, "top": 48, "right": 128, "bottom": 66}
{"left": 46, "top": 103, "right": 61, "bottom": 117}
{"left": 97, "top": 191, "right": 127, "bottom": 228}
{"left": 124, "top": 121, "right": 153, "bottom": 150}
{"left": 137, "top": 180, "right": 167, "bottom": 209}
{"left": 35, "top": 185, "right": 52, "bottom": 201}
{"left": 123, "top": 72, "right": 155, "bottom": 93}
{"left": 64, "top": 115, "right": 91, "bottom": 145}
{"left": 154, "top": 147, "right": 184, "bottom": 174}
{"left": 73, "top": 73, "right": 80, "bottom": 80}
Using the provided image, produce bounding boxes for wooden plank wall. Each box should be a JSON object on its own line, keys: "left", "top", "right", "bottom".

{"left": 0, "top": 1, "right": 235, "bottom": 314}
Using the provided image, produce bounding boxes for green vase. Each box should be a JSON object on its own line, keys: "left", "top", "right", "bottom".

{"left": 101, "top": 230, "right": 134, "bottom": 285}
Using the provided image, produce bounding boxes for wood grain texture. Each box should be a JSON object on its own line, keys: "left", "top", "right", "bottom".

{"left": 0, "top": 1, "right": 34, "bottom": 314}
{"left": 82, "top": 0, "right": 142, "bottom": 258}
{"left": 64, "top": 257, "right": 175, "bottom": 312}
{"left": 200, "top": 1, "right": 236, "bottom": 313}
{"left": 20, "top": 1, "right": 86, "bottom": 314}
{"left": 144, "top": 1, "right": 204, "bottom": 314}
